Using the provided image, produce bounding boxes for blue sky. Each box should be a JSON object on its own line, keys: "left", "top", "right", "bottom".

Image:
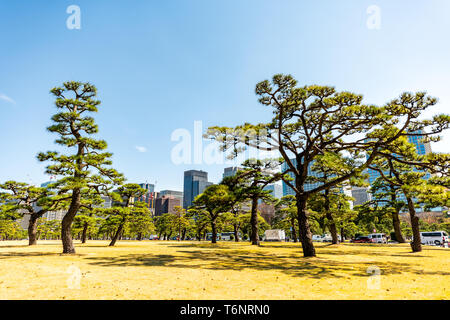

{"left": 0, "top": 0, "right": 449, "bottom": 191}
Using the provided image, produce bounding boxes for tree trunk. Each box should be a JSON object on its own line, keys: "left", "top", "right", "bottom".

{"left": 250, "top": 196, "right": 259, "bottom": 245}
{"left": 137, "top": 232, "right": 142, "bottom": 241}
{"left": 28, "top": 215, "right": 39, "bottom": 246}
{"left": 296, "top": 194, "right": 316, "bottom": 257}
{"left": 61, "top": 189, "right": 81, "bottom": 254}
{"left": 407, "top": 197, "right": 422, "bottom": 252}
{"left": 326, "top": 211, "right": 339, "bottom": 244}
{"left": 392, "top": 210, "right": 405, "bottom": 243}
{"left": 340, "top": 227, "right": 345, "bottom": 243}
{"left": 109, "top": 223, "right": 124, "bottom": 247}
{"left": 81, "top": 222, "right": 88, "bottom": 244}
{"left": 291, "top": 217, "right": 298, "bottom": 243}
{"left": 211, "top": 220, "right": 217, "bottom": 244}
{"left": 234, "top": 223, "right": 240, "bottom": 242}
{"left": 324, "top": 189, "right": 338, "bottom": 244}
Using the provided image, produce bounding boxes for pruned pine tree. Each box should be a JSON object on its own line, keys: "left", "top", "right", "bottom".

{"left": 306, "top": 152, "right": 366, "bottom": 244}
{"left": 38, "top": 82, "right": 123, "bottom": 253}
{"left": 0, "top": 181, "right": 68, "bottom": 245}
{"left": 192, "top": 184, "right": 233, "bottom": 244}
{"left": 206, "top": 74, "right": 449, "bottom": 257}
{"left": 106, "top": 184, "right": 148, "bottom": 246}
{"left": 368, "top": 137, "right": 450, "bottom": 252}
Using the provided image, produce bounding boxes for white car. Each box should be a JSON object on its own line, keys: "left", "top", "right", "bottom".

{"left": 368, "top": 233, "right": 387, "bottom": 243}
{"left": 419, "top": 231, "right": 449, "bottom": 246}
{"left": 312, "top": 235, "right": 323, "bottom": 242}
{"left": 315, "top": 234, "right": 342, "bottom": 242}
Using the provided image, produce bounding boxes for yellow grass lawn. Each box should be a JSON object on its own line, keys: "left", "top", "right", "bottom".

{"left": 0, "top": 240, "right": 448, "bottom": 300}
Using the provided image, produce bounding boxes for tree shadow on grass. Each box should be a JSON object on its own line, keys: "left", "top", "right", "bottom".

{"left": 84, "top": 248, "right": 450, "bottom": 279}
{"left": 0, "top": 245, "right": 31, "bottom": 249}
{"left": 0, "top": 251, "right": 89, "bottom": 259}
{"left": 86, "top": 254, "right": 177, "bottom": 267}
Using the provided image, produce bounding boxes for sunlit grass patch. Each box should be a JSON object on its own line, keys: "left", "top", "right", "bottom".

{"left": 0, "top": 240, "right": 448, "bottom": 299}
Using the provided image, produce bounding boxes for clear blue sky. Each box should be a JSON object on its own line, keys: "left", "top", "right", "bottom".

{"left": 0, "top": 0, "right": 449, "bottom": 191}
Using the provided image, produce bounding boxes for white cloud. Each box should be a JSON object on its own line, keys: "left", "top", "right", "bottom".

{"left": 0, "top": 93, "right": 15, "bottom": 104}
{"left": 135, "top": 146, "right": 147, "bottom": 153}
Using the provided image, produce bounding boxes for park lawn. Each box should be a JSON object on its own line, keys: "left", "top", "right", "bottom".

{"left": 0, "top": 240, "right": 448, "bottom": 300}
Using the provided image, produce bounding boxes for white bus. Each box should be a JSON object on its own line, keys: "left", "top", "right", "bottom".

{"left": 419, "top": 231, "right": 449, "bottom": 246}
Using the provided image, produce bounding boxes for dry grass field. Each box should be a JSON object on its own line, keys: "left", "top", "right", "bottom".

{"left": 0, "top": 240, "right": 448, "bottom": 300}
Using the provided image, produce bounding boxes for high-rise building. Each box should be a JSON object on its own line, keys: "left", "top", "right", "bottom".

{"left": 281, "top": 159, "right": 323, "bottom": 196}
{"left": 183, "top": 170, "right": 213, "bottom": 208}
{"left": 155, "top": 196, "right": 182, "bottom": 216}
{"left": 136, "top": 183, "right": 158, "bottom": 214}
{"left": 40, "top": 181, "right": 52, "bottom": 188}
{"left": 159, "top": 190, "right": 183, "bottom": 202}
{"left": 264, "top": 184, "right": 283, "bottom": 199}
{"left": 222, "top": 167, "right": 241, "bottom": 179}
{"left": 139, "top": 183, "right": 155, "bottom": 193}
{"left": 366, "top": 130, "right": 432, "bottom": 208}
{"left": 351, "top": 187, "right": 371, "bottom": 206}
{"left": 367, "top": 130, "right": 432, "bottom": 185}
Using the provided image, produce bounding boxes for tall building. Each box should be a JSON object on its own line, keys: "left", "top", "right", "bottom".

{"left": 222, "top": 167, "right": 241, "bottom": 179}
{"left": 367, "top": 130, "right": 432, "bottom": 185}
{"left": 258, "top": 203, "right": 276, "bottom": 224}
{"left": 159, "top": 190, "right": 183, "bottom": 202}
{"left": 155, "top": 196, "right": 182, "bottom": 216}
{"left": 366, "top": 130, "right": 432, "bottom": 208}
{"left": 183, "top": 170, "right": 213, "bottom": 208}
{"left": 351, "top": 187, "right": 371, "bottom": 206}
{"left": 281, "top": 159, "right": 353, "bottom": 211}
{"left": 264, "top": 184, "right": 283, "bottom": 199}
{"left": 40, "top": 181, "right": 52, "bottom": 188}
{"left": 281, "top": 159, "right": 323, "bottom": 196}
{"left": 136, "top": 183, "right": 158, "bottom": 214}
{"left": 139, "top": 183, "right": 155, "bottom": 193}
{"left": 259, "top": 183, "right": 283, "bottom": 204}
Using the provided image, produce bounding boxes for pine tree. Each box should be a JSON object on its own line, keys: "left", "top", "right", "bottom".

{"left": 38, "top": 82, "right": 123, "bottom": 253}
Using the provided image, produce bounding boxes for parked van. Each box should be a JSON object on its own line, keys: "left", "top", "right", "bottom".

{"left": 322, "top": 234, "right": 342, "bottom": 242}
{"left": 220, "top": 232, "right": 241, "bottom": 241}
{"left": 419, "top": 231, "right": 449, "bottom": 246}
{"left": 312, "top": 235, "right": 323, "bottom": 242}
{"left": 205, "top": 233, "right": 220, "bottom": 241}
{"left": 263, "top": 229, "right": 286, "bottom": 242}
{"left": 368, "top": 233, "right": 387, "bottom": 243}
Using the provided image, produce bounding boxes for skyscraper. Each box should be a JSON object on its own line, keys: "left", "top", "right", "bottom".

{"left": 139, "top": 183, "right": 155, "bottom": 193}
{"left": 183, "top": 170, "right": 213, "bottom": 208}
{"left": 264, "top": 184, "right": 283, "bottom": 199}
{"left": 281, "top": 159, "right": 323, "bottom": 196}
{"left": 222, "top": 167, "right": 241, "bottom": 179}
{"left": 367, "top": 130, "right": 432, "bottom": 185}
{"left": 159, "top": 190, "right": 183, "bottom": 202}
{"left": 137, "top": 183, "right": 158, "bottom": 216}
{"left": 366, "top": 130, "right": 432, "bottom": 208}
{"left": 155, "top": 196, "right": 182, "bottom": 216}
{"left": 351, "top": 186, "right": 371, "bottom": 206}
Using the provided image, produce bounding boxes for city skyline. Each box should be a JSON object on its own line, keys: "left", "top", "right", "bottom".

{"left": 1, "top": 1, "right": 450, "bottom": 192}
